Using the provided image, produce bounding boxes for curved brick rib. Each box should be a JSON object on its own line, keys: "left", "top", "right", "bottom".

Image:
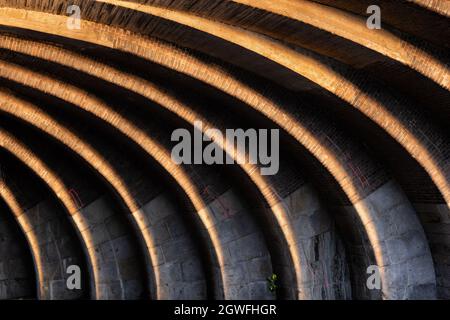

{"left": 84, "top": 1, "right": 449, "bottom": 205}
{"left": 310, "top": 0, "right": 450, "bottom": 48}
{"left": 0, "top": 88, "right": 158, "bottom": 298}
{"left": 0, "top": 127, "right": 148, "bottom": 299}
{"left": 0, "top": 129, "right": 101, "bottom": 296}
{"left": 101, "top": 0, "right": 449, "bottom": 90}
{"left": 92, "top": 0, "right": 449, "bottom": 93}
{"left": 3, "top": 40, "right": 436, "bottom": 300}
{"left": 0, "top": 183, "right": 40, "bottom": 288}
{"left": 405, "top": 0, "right": 450, "bottom": 17}
{"left": 0, "top": 177, "right": 85, "bottom": 299}
{"left": 0, "top": 3, "right": 446, "bottom": 299}
{"left": 0, "top": 35, "right": 350, "bottom": 299}
{"left": 0, "top": 7, "right": 446, "bottom": 207}
{"left": 0, "top": 60, "right": 277, "bottom": 300}
{"left": 0, "top": 188, "right": 34, "bottom": 299}
{"left": 0, "top": 11, "right": 439, "bottom": 298}
{"left": 0, "top": 89, "right": 209, "bottom": 299}
{"left": 0, "top": 35, "right": 413, "bottom": 299}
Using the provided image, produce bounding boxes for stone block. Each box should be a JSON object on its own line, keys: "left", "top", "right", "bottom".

{"left": 181, "top": 258, "right": 204, "bottom": 282}
{"left": 79, "top": 197, "right": 115, "bottom": 225}
{"left": 141, "top": 195, "right": 175, "bottom": 226}
{"left": 249, "top": 281, "right": 273, "bottom": 300}
{"left": 247, "top": 256, "right": 273, "bottom": 282}
{"left": 227, "top": 233, "right": 267, "bottom": 263}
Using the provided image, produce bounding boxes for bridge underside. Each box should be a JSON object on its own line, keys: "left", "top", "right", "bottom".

{"left": 0, "top": 0, "right": 448, "bottom": 300}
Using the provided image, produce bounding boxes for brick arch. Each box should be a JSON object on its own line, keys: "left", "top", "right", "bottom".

{"left": 0, "top": 73, "right": 274, "bottom": 300}
{"left": 0, "top": 30, "right": 434, "bottom": 299}
{"left": 0, "top": 166, "right": 86, "bottom": 299}
{"left": 0, "top": 35, "right": 353, "bottom": 299}
{"left": 0, "top": 129, "right": 105, "bottom": 296}
{"left": 0, "top": 191, "right": 35, "bottom": 299}
{"left": 0, "top": 90, "right": 211, "bottom": 299}
{"left": 104, "top": 0, "right": 448, "bottom": 90}
{"left": 77, "top": 0, "right": 449, "bottom": 206}
{"left": 0, "top": 2, "right": 446, "bottom": 299}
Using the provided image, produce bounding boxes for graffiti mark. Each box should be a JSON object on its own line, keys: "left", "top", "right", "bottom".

{"left": 324, "top": 134, "right": 369, "bottom": 189}
{"left": 203, "top": 185, "right": 233, "bottom": 219}
{"left": 69, "top": 188, "right": 83, "bottom": 209}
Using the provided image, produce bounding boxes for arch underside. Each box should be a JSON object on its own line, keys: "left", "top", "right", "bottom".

{"left": 0, "top": 0, "right": 448, "bottom": 300}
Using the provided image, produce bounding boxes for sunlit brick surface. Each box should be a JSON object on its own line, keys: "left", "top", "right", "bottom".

{"left": 0, "top": 0, "right": 447, "bottom": 300}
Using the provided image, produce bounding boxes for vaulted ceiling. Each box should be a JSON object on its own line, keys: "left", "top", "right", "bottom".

{"left": 0, "top": 0, "right": 448, "bottom": 300}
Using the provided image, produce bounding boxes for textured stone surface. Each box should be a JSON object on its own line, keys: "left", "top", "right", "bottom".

{"left": 0, "top": 0, "right": 446, "bottom": 301}
{"left": 133, "top": 193, "right": 207, "bottom": 300}
{"left": 22, "top": 200, "right": 84, "bottom": 300}
{"left": 0, "top": 205, "right": 33, "bottom": 299}
{"left": 74, "top": 197, "right": 145, "bottom": 299}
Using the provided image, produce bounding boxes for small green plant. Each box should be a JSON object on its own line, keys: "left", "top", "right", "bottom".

{"left": 267, "top": 273, "right": 278, "bottom": 293}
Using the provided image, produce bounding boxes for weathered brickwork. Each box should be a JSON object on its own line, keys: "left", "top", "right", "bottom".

{"left": 0, "top": 0, "right": 447, "bottom": 301}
